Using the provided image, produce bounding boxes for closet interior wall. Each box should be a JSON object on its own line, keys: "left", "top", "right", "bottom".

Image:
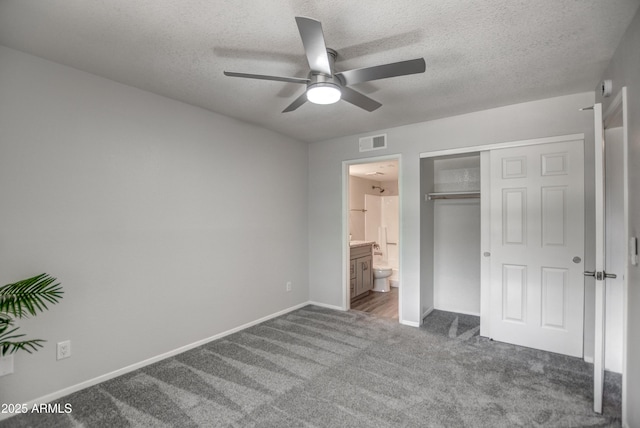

{"left": 422, "top": 154, "right": 482, "bottom": 317}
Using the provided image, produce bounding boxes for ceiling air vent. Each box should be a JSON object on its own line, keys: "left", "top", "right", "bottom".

{"left": 359, "top": 134, "right": 387, "bottom": 152}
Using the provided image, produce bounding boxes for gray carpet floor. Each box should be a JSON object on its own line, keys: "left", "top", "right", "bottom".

{"left": 2, "top": 306, "right": 622, "bottom": 427}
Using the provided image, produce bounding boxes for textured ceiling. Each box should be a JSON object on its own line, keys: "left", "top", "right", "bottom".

{"left": 0, "top": 0, "right": 638, "bottom": 143}
{"left": 350, "top": 160, "right": 399, "bottom": 181}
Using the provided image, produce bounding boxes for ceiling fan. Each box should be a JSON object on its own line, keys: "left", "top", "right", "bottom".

{"left": 223, "top": 17, "right": 426, "bottom": 113}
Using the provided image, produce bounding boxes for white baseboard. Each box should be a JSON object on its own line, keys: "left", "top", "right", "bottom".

{"left": 453, "top": 309, "right": 481, "bottom": 317}
{"left": 0, "top": 301, "right": 310, "bottom": 422}
{"left": 306, "top": 301, "right": 345, "bottom": 311}
{"left": 400, "top": 320, "right": 420, "bottom": 327}
{"left": 581, "top": 355, "right": 622, "bottom": 375}
{"left": 433, "top": 306, "right": 480, "bottom": 317}
{"left": 422, "top": 306, "right": 435, "bottom": 323}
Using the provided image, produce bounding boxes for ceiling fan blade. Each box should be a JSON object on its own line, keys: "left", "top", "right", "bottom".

{"left": 335, "top": 58, "right": 426, "bottom": 86}
{"left": 223, "top": 71, "right": 309, "bottom": 84}
{"left": 340, "top": 86, "right": 382, "bottom": 112}
{"left": 295, "top": 17, "right": 332, "bottom": 76}
{"left": 282, "top": 91, "right": 308, "bottom": 113}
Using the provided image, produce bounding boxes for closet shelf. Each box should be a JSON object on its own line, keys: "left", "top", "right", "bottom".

{"left": 426, "top": 191, "right": 480, "bottom": 200}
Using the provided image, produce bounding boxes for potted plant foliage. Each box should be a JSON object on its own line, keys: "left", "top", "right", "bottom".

{"left": 0, "top": 274, "right": 63, "bottom": 356}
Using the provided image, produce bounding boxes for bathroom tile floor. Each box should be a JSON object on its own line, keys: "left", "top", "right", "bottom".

{"left": 350, "top": 287, "right": 398, "bottom": 319}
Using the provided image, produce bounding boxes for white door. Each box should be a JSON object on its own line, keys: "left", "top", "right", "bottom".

{"left": 604, "top": 126, "right": 624, "bottom": 375}
{"left": 489, "top": 139, "right": 585, "bottom": 357}
{"left": 590, "top": 102, "right": 619, "bottom": 414}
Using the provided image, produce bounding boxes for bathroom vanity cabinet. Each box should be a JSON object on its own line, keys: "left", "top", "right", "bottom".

{"left": 350, "top": 243, "right": 373, "bottom": 301}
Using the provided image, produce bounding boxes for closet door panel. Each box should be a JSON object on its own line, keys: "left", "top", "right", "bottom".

{"left": 502, "top": 264, "right": 527, "bottom": 323}
{"left": 541, "top": 186, "right": 567, "bottom": 246}
{"left": 502, "top": 188, "right": 527, "bottom": 246}
{"left": 489, "top": 139, "right": 584, "bottom": 357}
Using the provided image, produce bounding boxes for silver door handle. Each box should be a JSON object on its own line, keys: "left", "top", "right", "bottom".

{"left": 583, "top": 271, "right": 617, "bottom": 280}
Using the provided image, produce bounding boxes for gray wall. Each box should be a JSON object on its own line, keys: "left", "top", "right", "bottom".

{"left": 419, "top": 158, "right": 435, "bottom": 318}
{"left": 597, "top": 8, "right": 640, "bottom": 426}
{"left": 308, "top": 92, "right": 596, "bottom": 333}
{"left": 0, "top": 45, "right": 309, "bottom": 403}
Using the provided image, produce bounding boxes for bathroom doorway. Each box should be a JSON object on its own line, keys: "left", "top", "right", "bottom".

{"left": 345, "top": 157, "right": 401, "bottom": 320}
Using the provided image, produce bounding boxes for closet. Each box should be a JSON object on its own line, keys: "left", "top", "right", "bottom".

{"left": 421, "top": 153, "right": 481, "bottom": 316}
{"left": 420, "top": 135, "right": 591, "bottom": 360}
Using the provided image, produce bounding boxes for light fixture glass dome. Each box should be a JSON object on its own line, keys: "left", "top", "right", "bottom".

{"left": 306, "top": 83, "right": 341, "bottom": 105}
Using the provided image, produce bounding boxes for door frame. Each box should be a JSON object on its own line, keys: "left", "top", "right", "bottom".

{"left": 419, "top": 133, "right": 585, "bottom": 337}
{"left": 342, "top": 154, "right": 403, "bottom": 320}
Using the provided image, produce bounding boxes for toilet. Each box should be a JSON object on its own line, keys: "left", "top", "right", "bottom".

{"left": 370, "top": 226, "right": 397, "bottom": 292}
{"left": 372, "top": 264, "right": 393, "bottom": 292}
{"left": 389, "top": 269, "right": 400, "bottom": 288}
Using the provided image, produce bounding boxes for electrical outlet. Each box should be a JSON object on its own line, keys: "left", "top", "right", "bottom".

{"left": 286, "top": 281, "right": 292, "bottom": 292}
{"left": 0, "top": 354, "right": 14, "bottom": 376}
{"left": 57, "top": 340, "right": 71, "bottom": 360}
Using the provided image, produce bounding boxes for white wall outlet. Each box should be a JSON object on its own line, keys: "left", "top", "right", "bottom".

{"left": 0, "top": 354, "right": 14, "bottom": 376}
{"left": 57, "top": 340, "right": 71, "bottom": 360}
{"left": 286, "top": 281, "right": 292, "bottom": 292}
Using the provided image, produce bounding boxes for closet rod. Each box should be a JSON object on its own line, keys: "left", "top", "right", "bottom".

{"left": 426, "top": 191, "right": 480, "bottom": 200}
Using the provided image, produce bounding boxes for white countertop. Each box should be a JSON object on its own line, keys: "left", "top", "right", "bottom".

{"left": 349, "top": 240, "right": 375, "bottom": 248}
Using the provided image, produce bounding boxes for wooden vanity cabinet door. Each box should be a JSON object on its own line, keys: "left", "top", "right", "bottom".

{"left": 361, "top": 256, "right": 373, "bottom": 293}
{"left": 350, "top": 278, "right": 356, "bottom": 299}
{"left": 350, "top": 244, "right": 373, "bottom": 300}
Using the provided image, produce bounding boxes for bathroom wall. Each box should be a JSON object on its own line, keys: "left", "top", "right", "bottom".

{"left": 349, "top": 175, "right": 384, "bottom": 240}
{"left": 364, "top": 194, "right": 382, "bottom": 244}
{"left": 365, "top": 195, "right": 399, "bottom": 266}
{"left": 380, "top": 180, "right": 399, "bottom": 196}
{"left": 383, "top": 196, "right": 399, "bottom": 264}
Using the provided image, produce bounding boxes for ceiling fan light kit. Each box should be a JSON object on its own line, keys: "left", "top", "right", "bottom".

{"left": 223, "top": 16, "right": 426, "bottom": 113}
{"left": 306, "top": 83, "right": 341, "bottom": 104}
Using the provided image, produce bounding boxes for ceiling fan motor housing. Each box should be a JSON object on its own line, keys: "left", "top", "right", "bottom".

{"left": 307, "top": 48, "right": 340, "bottom": 86}
{"left": 308, "top": 72, "right": 340, "bottom": 87}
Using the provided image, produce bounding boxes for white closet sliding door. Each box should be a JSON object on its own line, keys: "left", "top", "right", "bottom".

{"left": 488, "top": 139, "right": 585, "bottom": 357}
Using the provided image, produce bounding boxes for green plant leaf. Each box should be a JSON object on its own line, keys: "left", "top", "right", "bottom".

{"left": 0, "top": 317, "right": 15, "bottom": 335}
{"left": 0, "top": 323, "right": 47, "bottom": 354}
{"left": 0, "top": 274, "right": 62, "bottom": 356}
{"left": 0, "top": 335, "right": 45, "bottom": 355}
{"left": 0, "top": 274, "right": 63, "bottom": 318}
